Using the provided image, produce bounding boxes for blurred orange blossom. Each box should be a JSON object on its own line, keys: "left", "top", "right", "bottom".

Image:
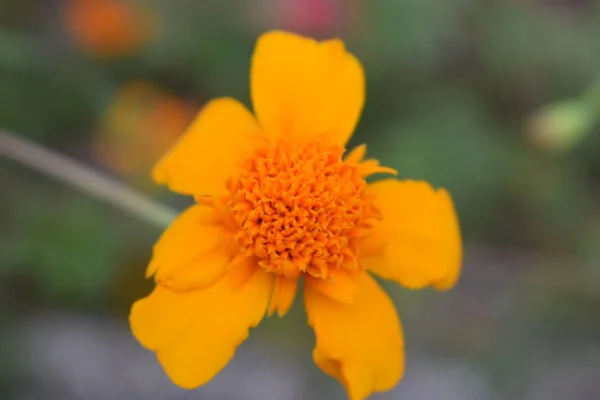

{"left": 94, "top": 81, "right": 195, "bottom": 185}
{"left": 64, "top": 0, "right": 157, "bottom": 57}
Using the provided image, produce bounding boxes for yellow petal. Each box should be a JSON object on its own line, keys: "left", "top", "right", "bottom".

{"left": 251, "top": 31, "right": 364, "bottom": 145}
{"left": 305, "top": 272, "right": 404, "bottom": 400}
{"left": 228, "top": 255, "right": 259, "bottom": 290}
{"left": 361, "top": 180, "right": 462, "bottom": 290}
{"left": 356, "top": 160, "right": 397, "bottom": 178}
{"left": 343, "top": 144, "right": 367, "bottom": 164}
{"left": 152, "top": 97, "right": 262, "bottom": 196}
{"left": 267, "top": 276, "right": 298, "bottom": 317}
{"left": 306, "top": 269, "right": 359, "bottom": 304}
{"left": 129, "top": 268, "right": 274, "bottom": 389}
{"left": 146, "top": 204, "right": 233, "bottom": 291}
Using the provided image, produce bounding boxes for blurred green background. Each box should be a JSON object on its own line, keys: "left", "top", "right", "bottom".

{"left": 1, "top": 0, "right": 600, "bottom": 399}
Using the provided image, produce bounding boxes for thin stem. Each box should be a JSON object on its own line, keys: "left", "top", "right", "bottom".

{"left": 0, "top": 129, "right": 177, "bottom": 228}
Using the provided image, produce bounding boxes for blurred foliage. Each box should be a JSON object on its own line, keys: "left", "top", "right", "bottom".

{"left": 527, "top": 98, "right": 597, "bottom": 151}
{"left": 3, "top": 197, "right": 125, "bottom": 303}
{"left": 0, "top": 312, "right": 16, "bottom": 394}
{"left": 366, "top": 87, "right": 518, "bottom": 240}
{"left": 1, "top": 0, "right": 600, "bottom": 398}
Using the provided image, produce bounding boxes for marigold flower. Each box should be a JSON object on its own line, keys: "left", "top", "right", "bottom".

{"left": 129, "top": 31, "right": 462, "bottom": 400}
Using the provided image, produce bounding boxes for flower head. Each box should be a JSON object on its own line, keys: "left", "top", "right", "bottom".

{"left": 130, "top": 31, "right": 462, "bottom": 400}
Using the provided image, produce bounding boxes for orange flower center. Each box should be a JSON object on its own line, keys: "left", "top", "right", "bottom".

{"left": 227, "top": 138, "right": 379, "bottom": 280}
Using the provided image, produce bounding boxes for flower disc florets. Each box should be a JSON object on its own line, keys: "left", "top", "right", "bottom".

{"left": 227, "top": 138, "right": 379, "bottom": 279}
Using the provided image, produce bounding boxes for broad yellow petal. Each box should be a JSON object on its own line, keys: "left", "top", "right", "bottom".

{"left": 305, "top": 272, "right": 404, "bottom": 400}
{"left": 251, "top": 31, "right": 364, "bottom": 145}
{"left": 129, "top": 268, "right": 273, "bottom": 389}
{"left": 267, "top": 276, "right": 298, "bottom": 317}
{"left": 306, "top": 269, "right": 359, "bottom": 304}
{"left": 360, "top": 180, "right": 462, "bottom": 290}
{"left": 146, "top": 204, "right": 234, "bottom": 291}
{"left": 152, "top": 97, "right": 262, "bottom": 196}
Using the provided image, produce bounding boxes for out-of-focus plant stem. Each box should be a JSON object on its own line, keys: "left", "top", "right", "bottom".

{"left": 583, "top": 74, "right": 600, "bottom": 108}
{"left": 0, "top": 129, "right": 177, "bottom": 228}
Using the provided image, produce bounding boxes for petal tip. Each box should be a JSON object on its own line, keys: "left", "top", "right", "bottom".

{"left": 151, "top": 162, "right": 167, "bottom": 185}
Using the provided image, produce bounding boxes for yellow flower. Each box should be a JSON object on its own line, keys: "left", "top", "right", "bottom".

{"left": 129, "top": 31, "right": 462, "bottom": 400}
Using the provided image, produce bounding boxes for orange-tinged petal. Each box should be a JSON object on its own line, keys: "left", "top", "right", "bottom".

{"left": 267, "top": 276, "right": 298, "bottom": 317}
{"left": 313, "top": 349, "right": 347, "bottom": 387}
{"left": 306, "top": 269, "right": 359, "bottom": 304}
{"left": 129, "top": 268, "right": 274, "bottom": 389}
{"left": 146, "top": 204, "right": 233, "bottom": 291}
{"left": 228, "top": 255, "right": 260, "bottom": 290}
{"left": 343, "top": 144, "right": 367, "bottom": 164}
{"left": 305, "top": 272, "right": 404, "bottom": 400}
{"left": 356, "top": 160, "right": 398, "bottom": 178}
{"left": 152, "top": 97, "right": 262, "bottom": 196}
{"left": 360, "top": 180, "right": 462, "bottom": 290}
{"left": 251, "top": 31, "right": 364, "bottom": 145}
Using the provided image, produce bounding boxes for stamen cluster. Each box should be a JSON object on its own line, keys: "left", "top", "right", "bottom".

{"left": 228, "top": 138, "right": 379, "bottom": 279}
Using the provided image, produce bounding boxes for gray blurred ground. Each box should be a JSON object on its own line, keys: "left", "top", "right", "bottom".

{"left": 15, "top": 312, "right": 496, "bottom": 400}
{"left": 8, "top": 246, "right": 600, "bottom": 400}
{"left": 12, "top": 305, "right": 600, "bottom": 400}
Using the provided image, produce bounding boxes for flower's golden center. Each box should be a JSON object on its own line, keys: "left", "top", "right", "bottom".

{"left": 227, "top": 138, "right": 379, "bottom": 280}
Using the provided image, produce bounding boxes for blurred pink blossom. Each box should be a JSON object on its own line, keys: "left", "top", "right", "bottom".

{"left": 281, "top": 0, "right": 339, "bottom": 33}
